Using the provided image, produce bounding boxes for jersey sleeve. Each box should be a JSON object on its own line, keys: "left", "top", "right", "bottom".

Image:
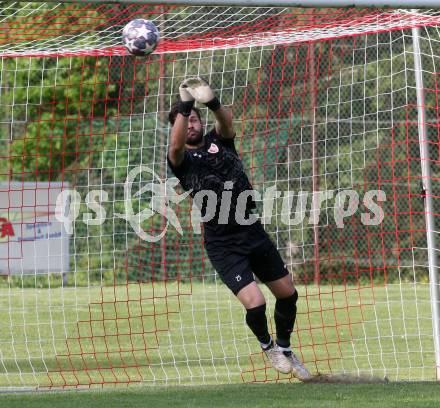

{"left": 167, "top": 150, "right": 193, "bottom": 180}
{"left": 207, "top": 128, "right": 237, "bottom": 151}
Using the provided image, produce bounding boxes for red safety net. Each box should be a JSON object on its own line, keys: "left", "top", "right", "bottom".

{"left": 1, "top": 3, "right": 440, "bottom": 389}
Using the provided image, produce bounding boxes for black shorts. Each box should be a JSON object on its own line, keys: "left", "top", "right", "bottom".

{"left": 204, "top": 222, "right": 289, "bottom": 295}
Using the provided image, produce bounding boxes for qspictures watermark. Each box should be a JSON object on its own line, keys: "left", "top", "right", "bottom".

{"left": 55, "top": 165, "right": 386, "bottom": 242}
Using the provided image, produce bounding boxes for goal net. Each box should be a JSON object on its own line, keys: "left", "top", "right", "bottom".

{"left": 1, "top": 1, "right": 440, "bottom": 390}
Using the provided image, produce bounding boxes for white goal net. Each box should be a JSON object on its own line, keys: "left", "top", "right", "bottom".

{"left": 0, "top": 2, "right": 440, "bottom": 390}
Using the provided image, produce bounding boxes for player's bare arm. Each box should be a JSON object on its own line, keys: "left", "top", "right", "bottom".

{"left": 213, "top": 105, "right": 235, "bottom": 140}
{"left": 168, "top": 114, "right": 189, "bottom": 168}
{"left": 168, "top": 82, "right": 195, "bottom": 167}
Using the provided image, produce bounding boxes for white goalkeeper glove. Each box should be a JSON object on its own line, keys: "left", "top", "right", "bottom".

{"left": 181, "top": 77, "right": 221, "bottom": 111}
{"left": 177, "top": 81, "right": 195, "bottom": 117}
{"left": 179, "top": 82, "right": 195, "bottom": 103}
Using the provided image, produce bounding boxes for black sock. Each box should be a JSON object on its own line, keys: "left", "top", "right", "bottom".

{"left": 245, "top": 304, "right": 271, "bottom": 345}
{"left": 274, "top": 291, "right": 298, "bottom": 348}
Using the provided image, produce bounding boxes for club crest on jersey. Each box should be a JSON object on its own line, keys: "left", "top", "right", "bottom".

{"left": 207, "top": 143, "right": 219, "bottom": 154}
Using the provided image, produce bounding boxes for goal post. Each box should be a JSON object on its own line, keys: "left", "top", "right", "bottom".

{"left": 412, "top": 22, "right": 440, "bottom": 380}
{"left": 1, "top": 0, "right": 440, "bottom": 390}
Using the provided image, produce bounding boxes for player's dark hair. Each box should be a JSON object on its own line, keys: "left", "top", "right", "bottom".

{"left": 168, "top": 102, "right": 202, "bottom": 125}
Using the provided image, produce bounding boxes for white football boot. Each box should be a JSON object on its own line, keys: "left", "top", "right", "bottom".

{"left": 263, "top": 343, "right": 292, "bottom": 374}
{"left": 283, "top": 350, "right": 312, "bottom": 381}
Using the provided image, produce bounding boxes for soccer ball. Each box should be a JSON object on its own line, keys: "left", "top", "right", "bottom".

{"left": 122, "top": 19, "right": 160, "bottom": 56}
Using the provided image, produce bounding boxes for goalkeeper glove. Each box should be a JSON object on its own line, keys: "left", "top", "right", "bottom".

{"left": 181, "top": 77, "right": 221, "bottom": 111}
{"left": 177, "top": 82, "right": 195, "bottom": 117}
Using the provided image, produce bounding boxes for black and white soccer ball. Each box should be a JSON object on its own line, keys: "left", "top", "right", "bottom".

{"left": 122, "top": 19, "right": 160, "bottom": 56}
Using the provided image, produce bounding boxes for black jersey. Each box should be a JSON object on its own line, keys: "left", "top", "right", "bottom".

{"left": 167, "top": 128, "right": 257, "bottom": 238}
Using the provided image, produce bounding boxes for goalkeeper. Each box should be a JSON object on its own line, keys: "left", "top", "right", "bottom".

{"left": 167, "top": 77, "right": 311, "bottom": 381}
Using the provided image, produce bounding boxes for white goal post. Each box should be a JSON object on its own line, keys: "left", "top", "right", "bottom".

{"left": 1, "top": 0, "right": 440, "bottom": 390}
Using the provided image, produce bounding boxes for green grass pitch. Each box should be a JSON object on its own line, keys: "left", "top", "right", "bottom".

{"left": 0, "top": 281, "right": 438, "bottom": 406}
{"left": 1, "top": 383, "right": 440, "bottom": 408}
